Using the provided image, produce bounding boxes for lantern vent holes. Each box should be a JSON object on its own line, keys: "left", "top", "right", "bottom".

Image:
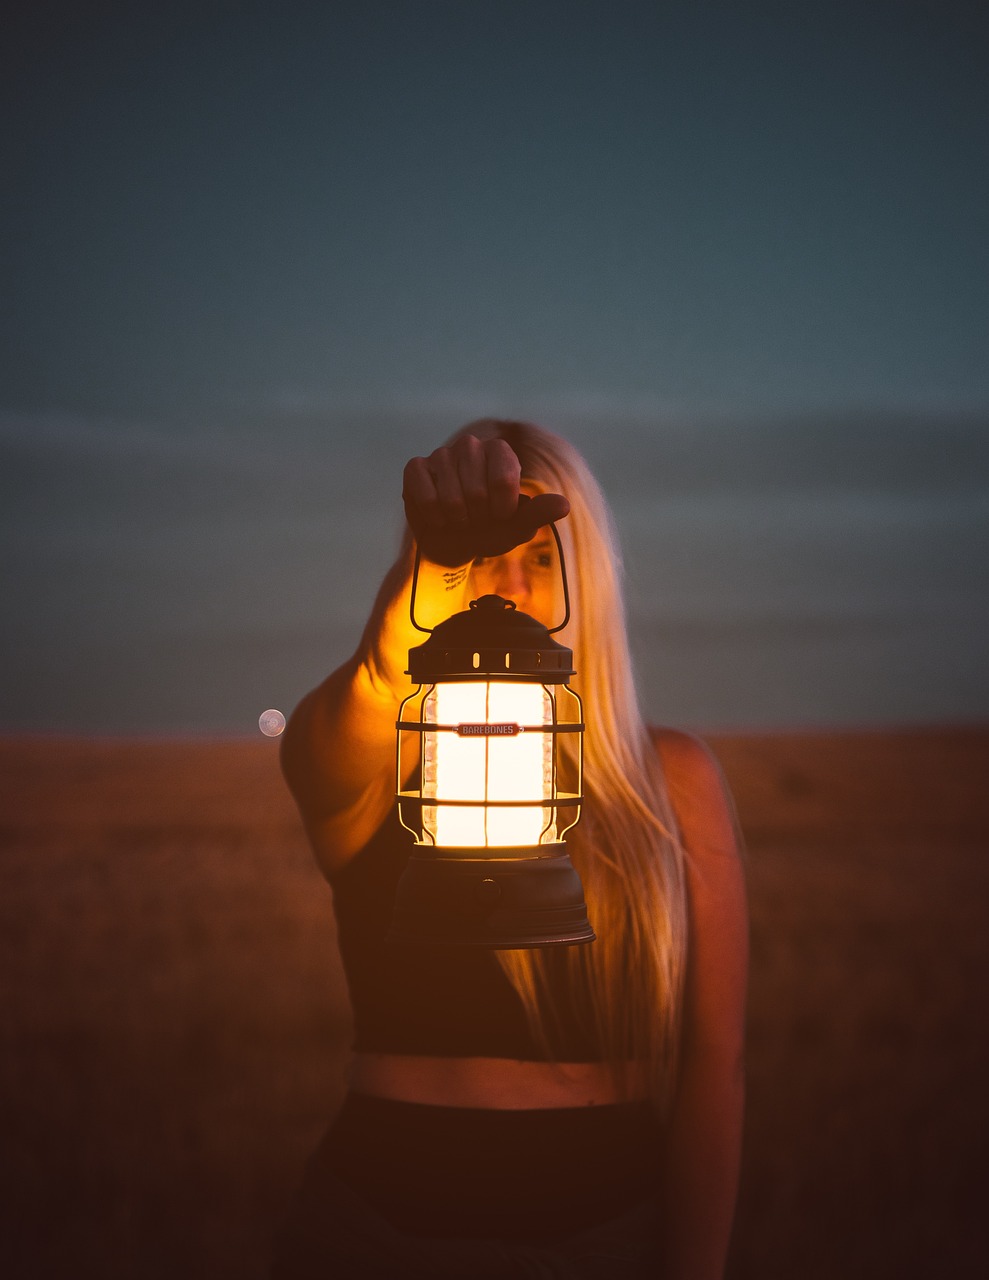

{"left": 472, "top": 652, "right": 480, "bottom": 669}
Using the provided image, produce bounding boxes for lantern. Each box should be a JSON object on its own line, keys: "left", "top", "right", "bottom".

{"left": 390, "top": 524, "right": 594, "bottom": 949}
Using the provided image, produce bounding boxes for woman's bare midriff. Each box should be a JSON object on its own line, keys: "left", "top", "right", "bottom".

{"left": 348, "top": 1052, "right": 650, "bottom": 1109}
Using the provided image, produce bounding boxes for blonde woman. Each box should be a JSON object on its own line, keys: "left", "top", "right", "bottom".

{"left": 274, "top": 421, "right": 747, "bottom": 1279}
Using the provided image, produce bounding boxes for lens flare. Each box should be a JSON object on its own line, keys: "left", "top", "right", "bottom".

{"left": 258, "top": 708, "right": 286, "bottom": 737}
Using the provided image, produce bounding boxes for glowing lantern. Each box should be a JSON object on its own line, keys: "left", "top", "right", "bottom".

{"left": 391, "top": 525, "right": 594, "bottom": 948}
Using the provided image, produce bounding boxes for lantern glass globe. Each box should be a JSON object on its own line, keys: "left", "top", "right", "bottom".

{"left": 422, "top": 681, "right": 555, "bottom": 848}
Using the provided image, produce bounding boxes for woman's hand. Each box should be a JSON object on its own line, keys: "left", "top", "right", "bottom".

{"left": 403, "top": 434, "right": 569, "bottom": 567}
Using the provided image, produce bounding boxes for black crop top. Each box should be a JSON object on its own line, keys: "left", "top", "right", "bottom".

{"left": 331, "top": 804, "right": 602, "bottom": 1061}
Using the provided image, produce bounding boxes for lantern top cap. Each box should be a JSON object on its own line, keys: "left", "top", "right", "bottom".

{"left": 428, "top": 593, "right": 565, "bottom": 647}
{"left": 407, "top": 593, "right": 575, "bottom": 682}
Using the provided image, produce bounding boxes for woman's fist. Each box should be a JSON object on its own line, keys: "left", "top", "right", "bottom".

{"left": 402, "top": 435, "right": 569, "bottom": 567}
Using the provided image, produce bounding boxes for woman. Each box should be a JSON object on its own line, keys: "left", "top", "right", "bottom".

{"left": 274, "top": 420, "right": 747, "bottom": 1279}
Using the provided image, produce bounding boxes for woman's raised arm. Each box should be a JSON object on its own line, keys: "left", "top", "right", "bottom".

{"left": 279, "top": 433, "right": 568, "bottom": 876}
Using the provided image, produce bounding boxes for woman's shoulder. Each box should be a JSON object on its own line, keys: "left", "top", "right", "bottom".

{"left": 646, "top": 726, "right": 740, "bottom": 861}
{"left": 647, "top": 725, "right": 724, "bottom": 789}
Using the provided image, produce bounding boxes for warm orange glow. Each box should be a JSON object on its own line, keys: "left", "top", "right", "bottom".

{"left": 422, "top": 681, "right": 554, "bottom": 847}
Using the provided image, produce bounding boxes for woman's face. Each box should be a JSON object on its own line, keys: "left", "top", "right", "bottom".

{"left": 470, "top": 530, "right": 558, "bottom": 625}
{"left": 469, "top": 483, "right": 559, "bottom": 625}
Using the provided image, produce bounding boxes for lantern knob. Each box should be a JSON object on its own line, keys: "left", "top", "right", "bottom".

{"left": 469, "top": 594, "right": 517, "bottom": 612}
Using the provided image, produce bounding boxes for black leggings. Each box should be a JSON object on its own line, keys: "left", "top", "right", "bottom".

{"left": 271, "top": 1093, "right": 664, "bottom": 1278}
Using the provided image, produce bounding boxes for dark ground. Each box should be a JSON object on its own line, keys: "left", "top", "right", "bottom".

{"left": 1, "top": 729, "right": 987, "bottom": 1278}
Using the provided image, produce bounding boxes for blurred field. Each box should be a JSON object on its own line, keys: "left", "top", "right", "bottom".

{"left": 1, "top": 729, "right": 987, "bottom": 1278}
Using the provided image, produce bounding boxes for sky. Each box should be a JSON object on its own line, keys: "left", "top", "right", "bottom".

{"left": 4, "top": 0, "right": 988, "bottom": 423}
{"left": 2, "top": 1, "right": 988, "bottom": 733}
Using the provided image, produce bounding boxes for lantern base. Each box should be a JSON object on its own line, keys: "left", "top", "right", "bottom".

{"left": 388, "top": 845, "right": 596, "bottom": 949}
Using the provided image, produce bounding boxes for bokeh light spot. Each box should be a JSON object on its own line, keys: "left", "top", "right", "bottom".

{"left": 258, "top": 708, "right": 286, "bottom": 737}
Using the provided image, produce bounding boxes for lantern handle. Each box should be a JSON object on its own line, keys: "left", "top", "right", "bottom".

{"left": 409, "top": 519, "right": 572, "bottom": 635}
{"left": 409, "top": 545, "right": 432, "bottom": 633}
{"left": 546, "top": 521, "right": 571, "bottom": 634}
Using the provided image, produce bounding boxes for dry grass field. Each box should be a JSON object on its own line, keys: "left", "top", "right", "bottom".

{"left": 1, "top": 728, "right": 987, "bottom": 1278}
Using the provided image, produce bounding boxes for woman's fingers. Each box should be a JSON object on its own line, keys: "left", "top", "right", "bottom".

{"left": 426, "top": 447, "right": 469, "bottom": 524}
{"left": 456, "top": 434, "right": 492, "bottom": 524}
{"left": 402, "top": 456, "right": 444, "bottom": 529}
{"left": 523, "top": 492, "right": 571, "bottom": 530}
{"left": 483, "top": 438, "right": 522, "bottom": 522}
{"left": 406, "top": 437, "right": 511, "bottom": 530}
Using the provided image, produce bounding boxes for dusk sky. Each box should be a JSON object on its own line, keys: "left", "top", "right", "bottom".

{"left": 5, "top": 0, "right": 987, "bottom": 423}
{"left": 3, "top": 1, "right": 988, "bottom": 733}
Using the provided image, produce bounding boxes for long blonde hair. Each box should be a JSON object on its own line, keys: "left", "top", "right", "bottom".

{"left": 451, "top": 419, "right": 689, "bottom": 1113}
